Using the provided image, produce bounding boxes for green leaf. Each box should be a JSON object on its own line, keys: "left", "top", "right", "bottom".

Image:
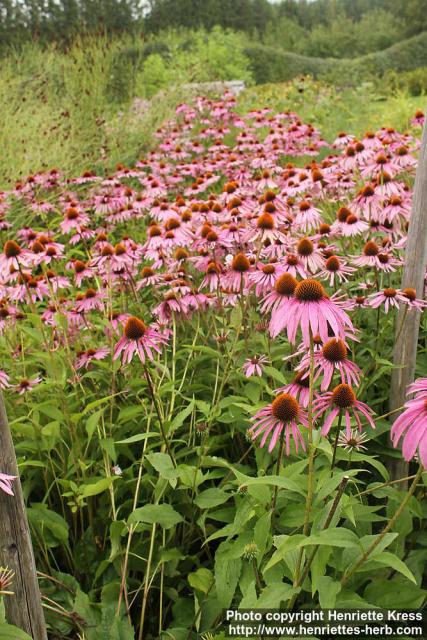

{"left": 0, "top": 624, "right": 32, "bottom": 640}
{"left": 359, "top": 532, "right": 399, "bottom": 557}
{"left": 364, "top": 578, "right": 426, "bottom": 608}
{"left": 146, "top": 452, "right": 177, "bottom": 481}
{"left": 82, "top": 394, "right": 119, "bottom": 415}
{"left": 264, "top": 535, "right": 306, "bottom": 572}
{"left": 316, "top": 576, "right": 341, "bottom": 608}
{"left": 365, "top": 551, "right": 417, "bottom": 583}
{"left": 188, "top": 568, "right": 214, "bottom": 594}
{"left": 170, "top": 399, "right": 195, "bottom": 431}
{"left": 256, "top": 583, "right": 297, "bottom": 607}
{"left": 265, "top": 528, "right": 359, "bottom": 573}
{"left": 316, "top": 469, "right": 365, "bottom": 502}
{"left": 253, "top": 512, "right": 271, "bottom": 561}
{"left": 263, "top": 366, "right": 287, "bottom": 384}
{"left": 215, "top": 548, "right": 241, "bottom": 609}
{"left": 27, "top": 503, "right": 69, "bottom": 547}
{"left": 100, "top": 437, "right": 116, "bottom": 462}
{"left": 109, "top": 520, "right": 126, "bottom": 561}
{"left": 128, "top": 504, "right": 183, "bottom": 529}
{"left": 118, "top": 405, "right": 145, "bottom": 422}
{"left": 81, "top": 477, "right": 116, "bottom": 498}
{"left": 300, "top": 528, "right": 360, "bottom": 549}
{"left": 194, "top": 488, "right": 230, "bottom": 509}
{"left": 85, "top": 408, "right": 104, "bottom": 440}
{"left": 234, "top": 473, "right": 305, "bottom": 496}
{"left": 36, "top": 402, "right": 63, "bottom": 421}
{"left": 350, "top": 452, "right": 389, "bottom": 481}
{"left": 115, "top": 433, "right": 157, "bottom": 445}
{"left": 177, "top": 464, "right": 204, "bottom": 488}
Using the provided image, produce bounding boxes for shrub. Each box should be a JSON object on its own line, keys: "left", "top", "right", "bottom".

{"left": 244, "top": 44, "right": 334, "bottom": 84}
{"left": 382, "top": 67, "right": 427, "bottom": 96}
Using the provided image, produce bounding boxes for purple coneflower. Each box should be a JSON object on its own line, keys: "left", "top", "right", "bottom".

{"left": 75, "top": 288, "right": 105, "bottom": 313}
{"left": 281, "top": 253, "right": 307, "bottom": 278}
{"left": 313, "top": 383, "right": 375, "bottom": 437}
{"left": 221, "top": 253, "right": 252, "bottom": 292}
{"left": 269, "top": 278, "right": 354, "bottom": 346}
{"left": 0, "top": 241, "right": 29, "bottom": 277}
{"left": 249, "top": 393, "right": 308, "bottom": 454}
{"left": 242, "top": 355, "right": 268, "bottom": 378}
{"left": 75, "top": 347, "right": 110, "bottom": 370}
{"left": 366, "top": 288, "right": 407, "bottom": 313}
{"left": 352, "top": 241, "right": 382, "bottom": 269}
{"left": 249, "top": 262, "right": 285, "bottom": 297}
{"left": 391, "top": 381, "right": 427, "bottom": 467}
{"left": 0, "top": 370, "right": 10, "bottom": 389}
{"left": 295, "top": 238, "right": 325, "bottom": 274}
{"left": 15, "top": 376, "right": 42, "bottom": 395}
{"left": 318, "top": 255, "right": 356, "bottom": 286}
{"left": 275, "top": 371, "right": 312, "bottom": 408}
{"left": 262, "top": 272, "right": 297, "bottom": 315}
{"left": 337, "top": 428, "right": 369, "bottom": 452}
{"left": 0, "top": 472, "right": 16, "bottom": 496}
{"left": 113, "top": 316, "right": 168, "bottom": 365}
{"left": 297, "top": 338, "right": 361, "bottom": 391}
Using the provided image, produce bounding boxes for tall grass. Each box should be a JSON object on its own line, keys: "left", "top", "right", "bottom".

{"left": 0, "top": 36, "right": 187, "bottom": 187}
{"left": 240, "top": 79, "right": 426, "bottom": 141}
{"left": 0, "top": 33, "right": 425, "bottom": 189}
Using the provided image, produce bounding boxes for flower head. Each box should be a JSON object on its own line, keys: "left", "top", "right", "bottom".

{"left": 313, "top": 383, "right": 375, "bottom": 437}
{"left": 0, "top": 473, "right": 16, "bottom": 496}
{"left": 297, "top": 338, "right": 361, "bottom": 391}
{"left": 113, "top": 316, "right": 168, "bottom": 365}
{"left": 242, "top": 355, "right": 268, "bottom": 378}
{"left": 0, "top": 566, "right": 15, "bottom": 595}
{"left": 391, "top": 378, "right": 427, "bottom": 467}
{"left": 15, "top": 376, "right": 42, "bottom": 395}
{"left": 337, "top": 428, "right": 369, "bottom": 452}
{"left": 249, "top": 393, "right": 308, "bottom": 454}
{"left": 269, "top": 278, "right": 354, "bottom": 346}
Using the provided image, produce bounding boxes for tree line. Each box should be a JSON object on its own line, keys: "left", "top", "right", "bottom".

{"left": 0, "top": 0, "right": 425, "bottom": 54}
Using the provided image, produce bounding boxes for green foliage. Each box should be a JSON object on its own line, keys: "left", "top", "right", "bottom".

{"left": 0, "top": 27, "right": 257, "bottom": 187}
{"left": 239, "top": 78, "right": 424, "bottom": 142}
{"left": 0, "top": 0, "right": 143, "bottom": 49}
{"left": 145, "top": 0, "right": 274, "bottom": 34}
{"left": 347, "top": 31, "right": 427, "bottom": 80}
{"left": 263, "top": 9, "right": 405, "bottom": 59}
{"left": 0, "top": 624, "right": 32, "bottom": 640}
{"left": 1, "top": 0, "right": 427, "bottom": 62}
{"left": 244, "top": 44, "right": 334, "bottom": 85}
{"left": 0, "top": 80, "right": 426, "bottom": 638}
{"left": 383, "top": 67, "right": 427, "bottom": 96}
{"left": 246, "top": 31, "right": 427, "bottom": 86}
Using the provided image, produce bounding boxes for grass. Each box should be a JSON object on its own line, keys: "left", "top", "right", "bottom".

{"left": 0, "top": 37, "right": 425, "bottom": 189}
{"left": 240, "top": 79, "right": 426, "bottom": 141}
{"left": 0, "top": 37, "right": 189, "bottom": 188}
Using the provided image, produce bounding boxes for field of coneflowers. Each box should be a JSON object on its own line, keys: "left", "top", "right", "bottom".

{"left": 0, "top": 91, "right": 426, "bottom": 639}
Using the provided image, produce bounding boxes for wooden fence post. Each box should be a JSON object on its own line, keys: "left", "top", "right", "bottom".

{"left": 0, "top": 391, "right": 47, "bottom": 638}
{"left": 389, "top": 113, "right": 427, "bottom": 481}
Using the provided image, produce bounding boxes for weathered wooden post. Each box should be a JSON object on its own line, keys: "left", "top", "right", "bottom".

{"left": 389, "top": 112, "right": 427, "bottom": 480}
{"left": 0, "top": 391, "right": 47, "bottom": 638}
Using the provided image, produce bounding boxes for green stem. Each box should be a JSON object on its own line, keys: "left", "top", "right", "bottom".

{"left": 289, "top": 475, "right": 349, "bottom": 611}
{"left": 293, "top": 332, "right": 316, "bottom": 586}
{"left": 330, "top": 411, "right": 342, "bottom": 476}
{"left": 271, "top": 429, "right": 286, "bottom": 513}
{"left": 138, "top": 523, "right": 157, "bottom": 640}
{"left": 357, "top": 474, "right": 417, "bottom": 498}
{"left": 143, "top": 365, "right": 176, "bottom": 468}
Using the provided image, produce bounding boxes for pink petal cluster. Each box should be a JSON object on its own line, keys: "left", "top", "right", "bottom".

{"left": 391, "top": 377, "right": 427, "bottom": 467}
